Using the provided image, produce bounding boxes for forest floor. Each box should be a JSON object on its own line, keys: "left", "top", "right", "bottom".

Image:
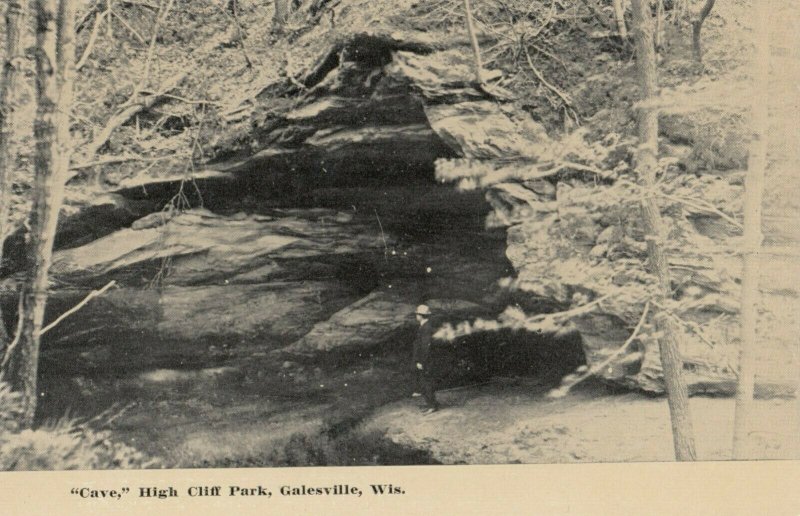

{"left": 94, "top": 373, "right": 800, "bottom": 467}
{"left": 364, "top": 381, "right": 800, "bottom": 464}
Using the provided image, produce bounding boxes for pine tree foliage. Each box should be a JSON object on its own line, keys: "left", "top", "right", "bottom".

{"left": 435, "top": 124, "right": 744, "bottom": 389}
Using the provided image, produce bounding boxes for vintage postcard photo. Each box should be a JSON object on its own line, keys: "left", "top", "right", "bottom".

{"left": 0, "top": 0, "right": 797, "bottom": 513}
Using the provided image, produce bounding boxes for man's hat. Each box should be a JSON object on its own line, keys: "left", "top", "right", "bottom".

{"left": 415, "top": 304, "right": 431, "bottom": 316}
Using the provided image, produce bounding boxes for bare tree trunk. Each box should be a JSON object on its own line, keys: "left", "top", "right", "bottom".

{"left": 0, "top": 1, "right": 26, "bottom": 349}
{"left": 692, "top": 0, "right": 716, "bottom": 63}
{"left": 56, "top": 0, "right": 77, "bottom": 199}
{"left": 732, "top": 0, "right": 769, "bottom": 460}
{"left": 462, "top": 0, "right": 484, "bottom": 85}
{"left": 229, "top": 0, "right": 253, "bottom": 68}
{"left": 655, "top": 0, "right": 664, "bottom": 50}
{"left": 630, "top": 0, "right": 697, "bottom": 461}
{"left": 273, "top": 0, "right": 290, "bottom": 29}
{"left": 612, "top": 0, "right": 627, "bottom": 38}
{"left": 6, "top": 0, "right": 76, "bottom": 427}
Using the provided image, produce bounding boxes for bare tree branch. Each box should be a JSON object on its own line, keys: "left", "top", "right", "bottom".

{"left": 550, "top": 302, "right": 650, "bottom": 397}
{"left": 523, "top": 47, "right": 578, "bottom": 121}
{"left": 40, "top": 281, "right": 117, "bottom": 336}
{"left": 76, "top": 9, "right": 108, "bottom": 70}
{"left": 134, "top": 0, "right": 176, "bottom": 97}
{"left": 110, "top": 9, "right": 147, "bottom": 45}
{"left": 78, "top": 71, "right": 187, "bottom": 163}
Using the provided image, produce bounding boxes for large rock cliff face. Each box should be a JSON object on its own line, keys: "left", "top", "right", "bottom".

{"left": 1, "top": 2, "right": 795, "bottom": 397}
{"left": 1, "top": 31, "right": 528, "bottom": 377}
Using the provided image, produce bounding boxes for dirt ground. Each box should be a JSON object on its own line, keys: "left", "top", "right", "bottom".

{"left": 364, "top": 381, "right": 800, "bottom": 463}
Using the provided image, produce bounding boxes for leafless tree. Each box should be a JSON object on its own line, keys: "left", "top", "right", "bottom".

{"left": 692, "top": 0, "right": 716, "bottom": 63}
{"left": 4, "top": 0, "right": 77, "bottom": 427}
{"left": 0, "top": 1, "right": 26, "bottom": 350}
{"left": 612, "top": 0, "right": 628, "bottom": 38}
{"left": 462, "top": 0, "right": 485, "bottom": 85}
{"left": 630, "top": 0, "right": 697, "bottom": 461}
{"left": 732, "top": 0, "right": 769, "bottom": 460}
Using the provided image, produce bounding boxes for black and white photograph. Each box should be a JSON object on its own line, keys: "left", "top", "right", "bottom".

{"left": 0, "top": 0, "right": 798, "bottom": 490}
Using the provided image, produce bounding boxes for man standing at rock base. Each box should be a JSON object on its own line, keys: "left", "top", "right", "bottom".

{"left": 412, "top": 304, "right": 440, "bottom": 414}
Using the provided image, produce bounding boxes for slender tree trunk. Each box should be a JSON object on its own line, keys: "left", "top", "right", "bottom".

{"left": 273, "top": 0, "right": 289, "bottom": 29}
{"left": 229, "top": 0, "right": 253, "bottom": 68}
{"left": 0, "top": 1, "right": 26, "bottom": 349}
{"left": 630, "top": 0, "right": 697, "bottom": 461}
{"left": 106, "top": 0, "right": 113, "bottom": 37}
{"left": 655, "top": 0, "right": 664, "bottom": 50}
{"left": 6, "top": 0, "right": 76, "bottom": 428}
{"left": 732, "top": 0, "right": 769, "bottom": 460}
{"left": 692, "top": 0, "right": 716, "bottom": 63}
{"left": 462, "top": 0, "right": 484, "bottom": 85}
{"left": 612, "top": 0, "right": 627, "bottom": 39}
{"left": 56, "top": 1, "right": 77, "bottom": 193}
